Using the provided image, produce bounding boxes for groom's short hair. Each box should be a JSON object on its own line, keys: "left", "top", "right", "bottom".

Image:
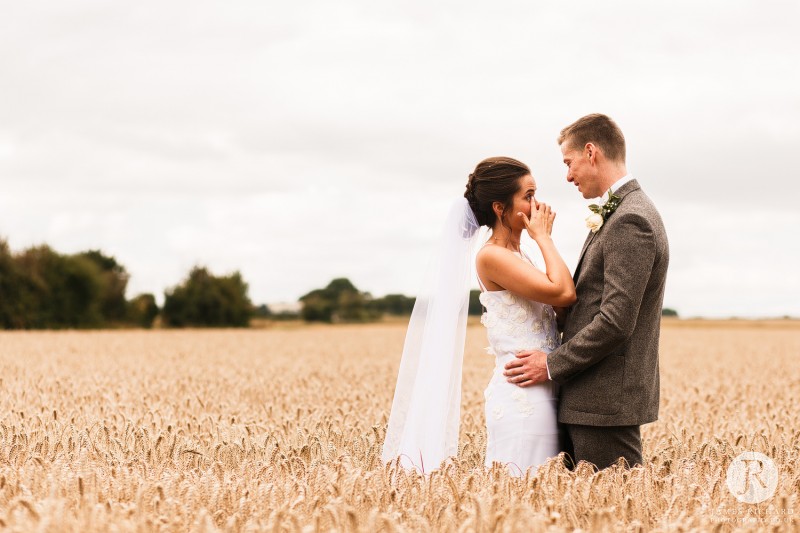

{"left": 558, "top": 114, "right": 626, "bottom": 162}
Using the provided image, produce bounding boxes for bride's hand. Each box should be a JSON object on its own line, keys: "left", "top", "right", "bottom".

{"left": 519, "top": 198, "right": 555, "bottom": 242}
{"left": 545, "top": 202, "right": 556, "bottom": 236}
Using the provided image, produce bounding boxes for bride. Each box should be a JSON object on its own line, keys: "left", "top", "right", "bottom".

{"left": 382, "top": 156, "right": 576, "bottom": 476}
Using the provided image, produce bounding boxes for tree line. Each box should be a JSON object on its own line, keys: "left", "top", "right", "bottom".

{"left": 0, "top": 240, "right": 251, "bottom": 329}
{"left": 298, "top": 277, "right": 483, "bottom": 323}
{"left": 297, "top": 278, "right": 678, "bottom": 323}
{"left": 0, "top": 239, "right": 678, "bottom": 329}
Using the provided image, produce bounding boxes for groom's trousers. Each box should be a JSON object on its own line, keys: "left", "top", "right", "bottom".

{"left": 559, "top": 423, "right": 642, "bottom": 471}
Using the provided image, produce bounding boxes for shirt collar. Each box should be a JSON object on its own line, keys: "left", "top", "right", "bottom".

{"left": 609, "top": 174, "right": 634, "bottom": 194}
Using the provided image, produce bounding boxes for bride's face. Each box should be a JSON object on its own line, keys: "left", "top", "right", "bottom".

{"left": 506, "top": 174, "right": 537, "bottom": 230}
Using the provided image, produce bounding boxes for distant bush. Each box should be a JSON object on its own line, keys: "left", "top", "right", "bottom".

{"left": 368, "top": 294, "right": 416, "bottom": 316}
{"left": 254, "top": 304, "right": 271, "bottom": 318}
{"left": 662, "top": 308, "right": 679, "bottom": 317}
{"left": 300, "top": 278, "right": 381, "bottom": 323}
{"left": 270, "top": 311, "right": 301, "bottom": 321}
{"left": 468, "top": 290, "right": 483, "bottom": 316}
{"left": 251, "top": 304, "right": 299, "bottom": 321}
{"left": 299, "top": 281, "right": 485, "bottom": 323}
{"left": 127, "top": 293, "right": 159, "bottom": 328}
{"left": 162, "top": 266, "right": 252, "bottom": 327}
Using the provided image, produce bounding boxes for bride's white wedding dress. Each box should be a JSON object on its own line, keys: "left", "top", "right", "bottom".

{"left": 382, "top": 201, "right": 561, "bottom": 475}
{"left": 478, "top": 249, "right": 561, "bottom": 475}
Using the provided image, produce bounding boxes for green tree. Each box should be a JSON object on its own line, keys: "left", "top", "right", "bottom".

{"left": 254, "top": 304, "right": 272, "bottom": 318}
{"left": 0, "top": 239, "right": 159, "bottom": 329}
{"left": 298, "top": 288, "right": 334, "bottom": 322}
{"left": 336, "top": 289, "right": 373, "bottom": 322}
{"left": 78, "top": 250, "right": 130, "bottom": 323}
{"left": 662, "top": 307, "right": 679, "bottom": 317}
{"left": 14, "top": 245, "right": 104, "bottom": 328}
{"left": 468, "top": 290, "right": 484, "bottom": 316}
{"left": 369, "top": 294, "right": 416, "bottom": 316}
{"left": 0, "top": 239, "right": 30, "bottom": 328}
{"left": 127, "top": 293, "right": 159, "bottom": 328}
{"left": 162, "top": 266, "right": 252, "bottom": 327}
{"left": 299, "top": 278, "right": 380, "bottom": 323}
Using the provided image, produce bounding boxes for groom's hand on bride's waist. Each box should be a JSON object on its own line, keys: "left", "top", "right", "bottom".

{"left": 504, "top": 350, "right": 550, "bottom": 387}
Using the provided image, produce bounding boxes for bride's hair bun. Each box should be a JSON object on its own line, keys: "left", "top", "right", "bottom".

{"left": 464, "top": 157, "right": 530, "bottom": 228}
{"left": 464, "top": 173, "right": 481, "bottom": 218}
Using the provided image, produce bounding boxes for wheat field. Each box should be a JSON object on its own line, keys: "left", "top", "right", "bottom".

{"left": 0, "top": 320, "right": 799, "bottom": 532}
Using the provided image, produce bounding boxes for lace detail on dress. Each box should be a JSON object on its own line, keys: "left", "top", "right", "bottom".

{"left": 479, "top": 290, "right": 560, "bottom": 353}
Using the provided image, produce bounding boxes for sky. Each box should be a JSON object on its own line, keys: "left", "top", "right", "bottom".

{"left": 1, "top": 1, "right": 798, "bottom": 318}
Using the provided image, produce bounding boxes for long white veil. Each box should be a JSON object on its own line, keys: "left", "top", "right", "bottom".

{"left": 381, "top": 198, "right": 481, "bottom": 473}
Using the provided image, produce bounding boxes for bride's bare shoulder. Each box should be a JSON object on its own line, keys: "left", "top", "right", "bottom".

{"left": 476, "top": 244, "right": 514, "bottom": 267}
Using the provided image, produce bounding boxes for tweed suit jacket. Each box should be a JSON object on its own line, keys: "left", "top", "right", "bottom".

{"left": 546, "top": 179, "right": 669, "bottom": 426}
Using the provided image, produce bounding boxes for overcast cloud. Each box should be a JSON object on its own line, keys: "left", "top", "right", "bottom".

{"left": 1, "top": 0, "right": 798, "bottom": 317}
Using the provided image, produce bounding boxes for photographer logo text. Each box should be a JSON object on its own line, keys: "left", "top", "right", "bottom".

{"left": 726, "top": 452, "right": 778, "bottom": 504}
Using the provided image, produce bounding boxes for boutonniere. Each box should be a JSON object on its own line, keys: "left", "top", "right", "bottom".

{"left": 585, "top": 190, "right": 621, "bottom": 233}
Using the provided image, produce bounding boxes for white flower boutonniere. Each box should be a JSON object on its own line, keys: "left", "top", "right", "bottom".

{"left": 585, "top": 190, "right": 621, "bottom": 233}
{"left": 585, "top": 212, "right": 604, "bottom": 233}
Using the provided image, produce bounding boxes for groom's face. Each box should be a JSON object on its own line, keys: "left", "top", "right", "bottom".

{"left": 561, "top": 141, "right": 600, "bottom": 199}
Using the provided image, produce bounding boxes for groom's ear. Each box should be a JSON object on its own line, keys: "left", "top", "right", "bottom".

{"left": 585, "top": 142, "right": 597, "bottom": 162}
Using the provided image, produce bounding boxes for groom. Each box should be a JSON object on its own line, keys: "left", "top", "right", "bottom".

{"left": 504, "top": 113, "right": 669, "bottom": 470}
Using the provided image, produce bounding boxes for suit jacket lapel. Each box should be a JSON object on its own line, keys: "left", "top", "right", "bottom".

{"left": 572, "top": 179, "right": 641, "bottom": 281}
{"left": 573, "top": 231, "right": 596, "bottom": 281}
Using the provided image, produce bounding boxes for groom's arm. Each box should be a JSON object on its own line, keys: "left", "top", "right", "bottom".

{"left": 546, "top": 212, "right": 656, "bottom": 384}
